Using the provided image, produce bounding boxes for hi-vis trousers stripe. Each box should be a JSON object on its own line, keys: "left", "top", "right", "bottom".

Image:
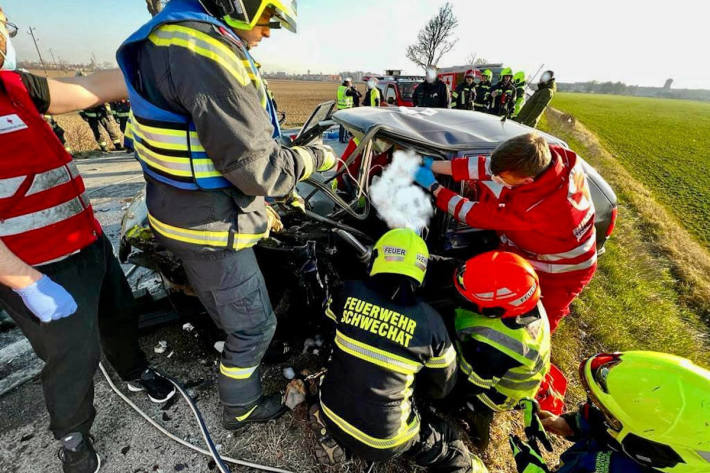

{"left": 334, "top": 330, "right": 422, "bottom": 375}
{"left": 147, "top": 213, "right": 267, "bottom": 250}
{"left": 219, "top": 362, "right": 258, "bottom": 380}
{"left": 0, "top": 193, "right": 90, "bottom": 237}
{"left": 320, "top": 399, "right": 420, "bottom": 450}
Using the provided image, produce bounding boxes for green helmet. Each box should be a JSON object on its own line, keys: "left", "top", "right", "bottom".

{"left": 481, "top": 69, "right": 493, "bottom": 80}
{"left": 580, "top": 351, "right": 710, "bottom": 472}
{"left": 513, "top": 71, "right": 526, "bottom": 84}
{"left": 200, "top": 0, "right": 298, "bottom": 33}
{"left": 370, "top": 229, "right": 429, "bottom": 285}
{"left": 500, "top": 67, "right": 513, "bottom": 78}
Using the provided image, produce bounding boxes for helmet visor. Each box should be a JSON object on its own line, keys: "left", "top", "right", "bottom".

{"left": 580, "top": 354, "right": 624, "bottom": 432}
{"left": 228, "top": 0, "right": 298, "bottom": 33}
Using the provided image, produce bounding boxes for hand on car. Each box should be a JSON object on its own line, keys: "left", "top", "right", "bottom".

{"left": 13, "top": 275, "right": 77, "bottom": 323}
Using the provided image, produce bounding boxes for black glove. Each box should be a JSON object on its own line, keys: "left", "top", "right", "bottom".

{"left": 521, "top": 399, "right": 553, "bottom": 454}
{"left": 509, "top": 435, "right": 549, "bottom": 473}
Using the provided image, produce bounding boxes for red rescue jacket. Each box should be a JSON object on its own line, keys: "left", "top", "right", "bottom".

{"left": 0, "top": 71, "right": 101, "bottom": 266}
{"left": 436, "top": 146, "right": 597, "bottom": 276}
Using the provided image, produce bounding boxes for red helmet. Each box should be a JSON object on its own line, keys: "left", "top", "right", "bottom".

{"left": 453, "top": 251, "right": 540, "bottom": 318}
{"left": 465, "top": 69, "right": 475, "bottom": 78}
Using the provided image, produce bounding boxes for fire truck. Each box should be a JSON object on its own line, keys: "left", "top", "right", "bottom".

{"left": 437, "top": 63, "right": 505, "bottom": 91}
{"left": 362, "top": 70, "right": 424, "bottom": 107}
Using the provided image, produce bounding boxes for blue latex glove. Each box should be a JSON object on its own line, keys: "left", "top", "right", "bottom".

{"left": 13, "top": 275, "right": 78, "bottom": 323}
{"left": 414, "top": 165, "right": 438, "bottom": 191}
{"left": 421, "top": 156, "right": 434, "bottom": 169}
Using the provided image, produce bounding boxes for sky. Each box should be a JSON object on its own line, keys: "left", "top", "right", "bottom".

{"left": 3, "top": 0, "right": 709, "bottom": 89}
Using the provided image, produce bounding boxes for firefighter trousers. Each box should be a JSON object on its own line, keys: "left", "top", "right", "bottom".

{"left": 178, "top": 248, "right": 276, "bottom": 407}
{"left": 87, "top": 116, "right": 120, "bottom": 148}
{"left": 0, "top": 235, "right": 147, "bottom": 439}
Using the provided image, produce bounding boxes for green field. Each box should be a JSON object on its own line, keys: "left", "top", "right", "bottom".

{"left": 551, "top": 93, "right": 710, "bottom": 247}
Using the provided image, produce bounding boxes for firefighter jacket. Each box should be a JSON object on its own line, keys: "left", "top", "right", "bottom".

{"left": 412, "top": 79, "right": 450, "bottom": 108}
{"left": 436, "top": 146, "right": 597, "bottom": 278}
{"left": 110, "top": 100, "right": 131, "bottom": 119}
{"left": 0, "top": 71, "right": 101, "bottom": 265}
{"left": 454, "top": 302, "right": 551, "bottom": 412}
{"left": 515, "top": 79, "right": 557, "bottom": 128}
{"left": 319, "top": 279, "right": 457, "bottom": 452}
{"left": 452, "top": 81, "right": 476, "bottom": 110}
{"left": 554, "top": 403, "right": 653, "bottom": 473}
{"left": 512, "top": 80, "right": 526, "bottom": 118}
{"left": 490, "top": 80, "right": 517, "bottom": 117}
{"left": 363, "top": 87, "right": 381, "bottom": 107}
{"left": 474, "top": 80, "right": 492, "bottom": 111}
{"left": 79, "top": 103, "right": 109, "bottom": 120}
{"left": 116, "top": 0, "right": 325, "bottom": 255}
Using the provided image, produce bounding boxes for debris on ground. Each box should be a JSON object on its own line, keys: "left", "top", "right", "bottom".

{"left": 283, "top": 367, "right": 296, "bottom": 380}
{"left": 213, "top": 341, "right": 225, "bottom": 353}
{"left": 284, "top": 379, "right": 307, "bottom": 410}
{"left": 181, "top": 323, "right": 195, "bottom": 333}
{"left": 154, "top": 340, "right": 168, "bottom": 354}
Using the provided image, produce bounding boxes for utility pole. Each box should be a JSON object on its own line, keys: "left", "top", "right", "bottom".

{"left": 48, "top": 48, "right": 57, "bottom": 67}
{"left": 27, "top": 27, "right": 48, "bottom": 76}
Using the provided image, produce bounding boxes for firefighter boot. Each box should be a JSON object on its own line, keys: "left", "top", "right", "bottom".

{"left": 465, "top": 406, "right": 494, "bottom": 450}
{"left": 222, "top": 393, "right": 286, "bottom": 430}
{"left": 308, "top": 404, "right": 346, "bottom": 466}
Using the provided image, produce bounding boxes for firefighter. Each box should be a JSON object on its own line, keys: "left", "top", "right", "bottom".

{"left": 44, "top": 114, "right": 72, "bottom": 154}
{"left": 452, "top": 70, "right": 476, "bottom": 110}
{"left": 473, "top": 69, "right": 493, "bottom": 112}
{"left": 362, "top": 77, "right": 380, "bottom": 107}
{"left": 515, "top": 70, "right": 557, "bottom": 129}
{"left": 415, "top": 133, "right": 597, "bottom": 332}
{"left": 117, "top": 0, "right": 337, "bottom": 430}
{"left": 511, "top": 351, "right": 710, "bottom": 473}
{"left": 314, "top": 229, "right": 487, "bottom": 472}
{"left": 79, "top": 102, "right": 123, "bottom": 152}
{"left": 490, "top": 67, "right": 517, "bottom": 117}
{"left": 512, "top": 71, "right": 526, "bottom": 118}
{"left": 450, "top": 251, "right": 551, "bottom": 450}
{"left": 0, "top": 8, "right": 174, "bottom": 473}
{"left": 413, "top": 66, "right": 450, "bottom": 108}
{"left": 110, "top": 99, "right": 132, "bottom": 152}
{"left": 337, "top": 77, "right": 360, "bottom": 142}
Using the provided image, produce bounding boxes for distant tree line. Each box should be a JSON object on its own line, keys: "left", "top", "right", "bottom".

{"left": 558, "top": 81, "right": 710, "bottom": 102}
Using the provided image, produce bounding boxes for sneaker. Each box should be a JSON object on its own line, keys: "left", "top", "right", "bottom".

{"left": 127, "top": 368, "right": 176, "bottom": 403}
{"left": 58, "top": 436, "right": 101, "bottom": 473}
{"left": 222, "top": 393, "right": 286, "bottom": 430}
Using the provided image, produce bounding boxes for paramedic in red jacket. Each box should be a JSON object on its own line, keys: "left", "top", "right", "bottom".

{"left": 415, "top": 133, "right": 597, "bottom": 332}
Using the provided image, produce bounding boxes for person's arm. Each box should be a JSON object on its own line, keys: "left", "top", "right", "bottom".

{"left": 0, "top": 240, "right": 42, "bottom": 290}
{"left": 441, "top": 155, "right": 491, "bottom": 181}
{"left": 418, "top": 308, "right": 458, "bottom": 399}
{"left": 458, "top": 337, "right": 517, "bottom": 394}
{"left": 46, "top": 69, "right": 128, "bottom": 115}
{"left": 432, "top": 185, "right": 535, "bottom": 231}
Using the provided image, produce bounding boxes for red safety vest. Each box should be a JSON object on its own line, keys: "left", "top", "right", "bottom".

{"left": 0, "top": 71, "right": 101, "bottom": 266}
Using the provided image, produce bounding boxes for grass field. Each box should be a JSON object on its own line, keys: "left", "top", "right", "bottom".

{"left": 551, "top": 93, "right": 710, "bottom": 248}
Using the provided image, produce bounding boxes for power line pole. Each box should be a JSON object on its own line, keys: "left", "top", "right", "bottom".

{"left": 27, "top": 27, "right": 48, "bottom": 76}
{"left": 48, "top": 48, "right": 57, "bottom": 67}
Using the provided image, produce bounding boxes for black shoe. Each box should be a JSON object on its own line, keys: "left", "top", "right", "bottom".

{"left": 58, "top": 436, "right": 101, "bottom": 473}
{"left": 222, "top": 393, "right": 286, "bottom": 430}
{"left": 127, "top": 368, "right": 176, "bottom": 403}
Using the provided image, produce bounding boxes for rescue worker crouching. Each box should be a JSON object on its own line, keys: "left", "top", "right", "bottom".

{"left": 314, "top": 229, "right": 487, "bottom": 472}
{"left": 473, "top": 69, "right": 493, "bottom": 112}
{"left": 452, "top": 70, "right": 476, "bottom": 110}
{"left": 511, "top": 351, "right": 710, "bottom": 473}
{"left": 117, "top": 0, "right": 337, "bottom": 429}
{"left": 449, "top": 251, "right": 551, "bottom": 450}
{"left": 490, "top": 67, "right": 517, "bottom": 118}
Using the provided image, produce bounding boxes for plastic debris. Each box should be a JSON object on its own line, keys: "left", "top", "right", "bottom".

{"left": 154, "top": 340, "right": 168, "bottom": 354}
{"left": 182, "top": 323, "right": 195, "bottom": 333}
{"left": 284, "top": 379, "right": 307, "bottom": 409}
{"left": 302, "top": 338, "right": 316, "bottom": 354}
{"left": 283, "top": 367, "right": 296, "bottom": 380}
{"left": 167, "top": 351, "right": 174, "bottom": 359}
{"left": 314, "top": 334, "right": 324, "bottom": 347}
{"left": 214, "top": 341, "right": 225, "bottom": 353}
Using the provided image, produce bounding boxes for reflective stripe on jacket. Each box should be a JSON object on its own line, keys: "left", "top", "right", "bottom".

{"left": 0, "top": 71, "right": 101, "bottom": 265}
{"left": 454, "top": 306, "right": 551, "bottom": 411}
{"left": 117, "top": 3, "right": 278, "bottom": 191}
{"left": 337, "top": 85, "right": 353, "bottom": 109}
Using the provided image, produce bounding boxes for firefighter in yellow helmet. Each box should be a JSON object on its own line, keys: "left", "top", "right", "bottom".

{"left": 312, "top": 229, "right": 487, "bottom": 472}
{"left": 117, "top": 0, "right": 337, "bottom": 429}
{"left": 490, "top": 67, "right": 517, "bottom": 117}
{"left": 510, "top": 351, "right": 710, "bottom": 473}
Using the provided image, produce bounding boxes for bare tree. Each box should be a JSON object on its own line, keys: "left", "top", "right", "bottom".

{"left": 145, "top": 0, "right": 165, "bottom": 17}
{"left": 406, "top": 3, "right": 458, "bottom": 71}
{"left": 473, "top": 57, "right": 489, "bottom": 66}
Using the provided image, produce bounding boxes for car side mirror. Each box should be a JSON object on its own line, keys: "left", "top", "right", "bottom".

{"left": 387, "top": 97, "right": 395, "bottom": 105}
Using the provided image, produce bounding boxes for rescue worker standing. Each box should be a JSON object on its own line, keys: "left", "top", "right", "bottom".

{"left": 110, "top": 99, "right": 132, "bottom": 152}
{"left": 79, "top": 101, "right": 122, "bottom": 152}
{"left": 337, "top": 77, "right": 359, "bottom": 142}
{"left": 515, "top": 71, "right": 556, "bottom": 128}
{"left": 44, "top": 114, "right": 72, "bottom": 154}
{"left": 473, "top": 69, "right": 493, "bottom": 112}
{"left": 0, "top": 8, "right": 174, "bottom": 473}
{"left": 362, "top": 77, "right": 380, "bottom": 107}
{"left": 490, "top": 67, "right": 517, "bottom": 117}
{"left": 117, "top": 0, "right": 337, "bottom": 429}
{"left": 511, "top": 351, "right": 710, "bottom": 473}
{"left": 451, "top": 251, "right": 550, "bottom": 450}
{"left": 315, "top": 229, "right": 487, "bottom": 472}
{"left": 452, "top": 70, "right": 476, "bottom": 110}
{"left": 512, "top": 71, "right": 526, "bottom": 118}
{"left": 413, "top": 66, "right": 450, "bottom": 108}
{"left": 415, "top": 133, "right": 597, "bottom": 332}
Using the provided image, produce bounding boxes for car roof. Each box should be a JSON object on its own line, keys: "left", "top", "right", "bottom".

{"left": 332, "top": 107, "right": 567, "bottom": 153}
